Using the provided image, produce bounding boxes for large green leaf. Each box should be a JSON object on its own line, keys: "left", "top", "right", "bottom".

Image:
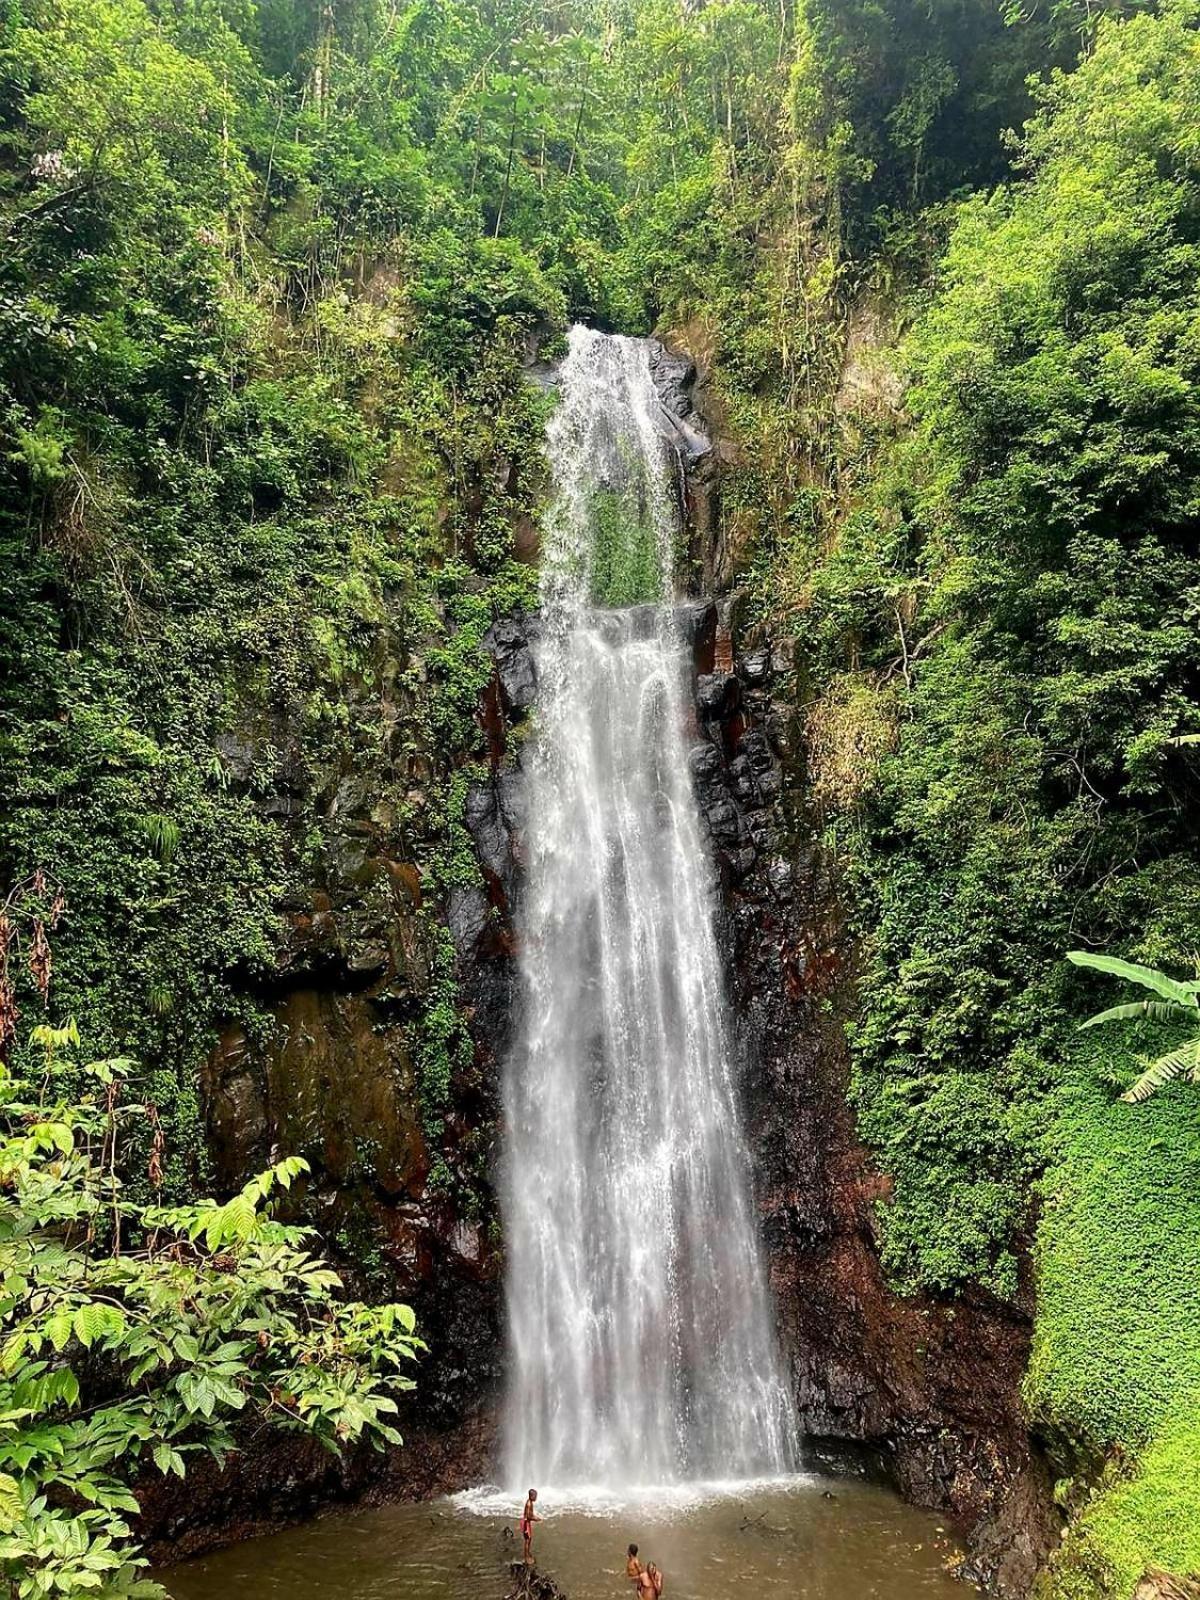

{"left": 1078, "top": 999, "right": 1191, "bottom": 1030}
{"left": 1121, "top": 1038, "right": 1200, "bottom": 1104}
{"left": 1067, "top": 951, "right": 1200, "bottom": 1008}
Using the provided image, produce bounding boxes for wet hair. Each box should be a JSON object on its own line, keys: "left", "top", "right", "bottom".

{"left": 628, "top": 1544, "right": 638, "bottom": 1557}
{"left": 527, "top": 1489, "right": 537, "bottom": 1499}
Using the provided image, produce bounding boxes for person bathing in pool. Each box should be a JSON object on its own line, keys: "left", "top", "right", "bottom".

{"left": 636, "top": 1561, "right": 664, "bottom": 1598}
{"left": 626, "top": 1544, "right": 644, "bottom": 1588}
{"left": 519, "top": 1489, "right": 541, "bottom": 1565}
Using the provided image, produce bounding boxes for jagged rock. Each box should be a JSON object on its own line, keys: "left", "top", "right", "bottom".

{"left": 677, "top": 599, "right": 717, "bottom": 649}
{"left": 739, "top": 727, "right": 775, "bottom": 774}
{"left": 688, "top": 742, "right": 723, "bottom": 786}
{"left": 741, "top": 647, "right": 772, "bottom": 686}
{"left": 747, "top": 816, "right": 777, "bottom": 851}
{"left": 332, "top": 774, "right": 371, "bottom": 817}
{"left": 326, "top": 830, "right": 373, "bottom": 889}
{"left": 704, "top": 797, "right": 744, "bottom": 847}
{"left": 448, "top": 883, "right": 490, "bottom": 954}
{"left": 756, "top": 766, "right": 782, "bottom": 801}
{"left": 647, "top": 339, "right": 697, "bottom": 417}
{"left": 696, "top": 672, "right": 740, "bottom": 719}
{"left": 498, "top": 770, "right": 525, "bottom": 839}
{"left": 485, "top": 618, "right": 539, "bottom": 714}
{"left": 463, "top": 778, "right": 524, "bottom": 921}
{"left": 258, "top": 793, "right": 299, "bottom": 819}
{"left": 507, "top": 1564, "right": 568, "bottom": 1599}
{"left": 728, "top": 845, "right": 757, "bottom": 878}
{"left": 728, "top": 752, "right": 760, "bottom": 805}
{"left": 612, "top": 602, "right": 656, "bottom": 640}
{"left": 766, "top": 858, "right": 794, "bottom": 901}
{"left": 465, "top": 784, "right": 512, "bottom": 884}
{"left": 646, "top": 339, "right": 711, "bottom": 461}
{"left": 214, "top": 730, "right": 259, "bottom": 786}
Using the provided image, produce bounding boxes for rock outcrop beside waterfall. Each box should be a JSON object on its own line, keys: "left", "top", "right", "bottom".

{"left": 687, "top": 612, "right": 1057, "bottom": 1596}
{"left": 665, "top": 339, "right": 1058, "bottom": 1595}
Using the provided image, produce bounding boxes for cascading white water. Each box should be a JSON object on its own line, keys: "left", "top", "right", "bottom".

{"left": 501, "top": 326, "right": 797, "bottom": 1491}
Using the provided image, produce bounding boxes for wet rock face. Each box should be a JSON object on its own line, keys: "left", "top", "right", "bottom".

{"left": 178, "top": 659, "right": 505, "bottom": 1557}
{"left": 687, "top": 611, "right": 1057, "bottom": 1598}
{"left": 647, "top": 340, "right": 712, "bottom": 463}
{"left": 138, "top": 1407, "right": 496, "bottom": 1565}
{"left": 484, "top": 618, "right": 539, "bottom": 715}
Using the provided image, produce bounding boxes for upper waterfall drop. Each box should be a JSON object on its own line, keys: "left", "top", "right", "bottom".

{"left": 500, "top": 325, "right": 798, "bottom": 1491}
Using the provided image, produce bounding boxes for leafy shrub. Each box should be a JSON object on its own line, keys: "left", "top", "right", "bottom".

{"left": 0, "top": 1024, "right": 420, "bottom": 1600}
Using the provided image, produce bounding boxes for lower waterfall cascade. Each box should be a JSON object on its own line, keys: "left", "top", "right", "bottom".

{"left": 499, "top": 325, "right": 798, "bottom": 1491}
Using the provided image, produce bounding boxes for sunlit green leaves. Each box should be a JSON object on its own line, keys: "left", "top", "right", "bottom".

{"left": 0, "top": 1049, "right": 420, "bottom": 1598}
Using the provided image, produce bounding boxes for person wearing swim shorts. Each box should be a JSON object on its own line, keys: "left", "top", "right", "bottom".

{"left": 519, "top": 1488, "right": 541, "bottom": 1565}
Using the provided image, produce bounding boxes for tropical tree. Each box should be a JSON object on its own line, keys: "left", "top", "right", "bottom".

{"left": 1068, "top": 950, "right": 1200, "bottom": 1103}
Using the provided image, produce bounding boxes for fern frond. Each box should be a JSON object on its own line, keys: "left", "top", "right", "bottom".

{"left": 1067, "top": 951, "right": 1200, "bottom": 1008}
{"left": 1121, "top": 1038, "right": 1200, "bottom": 1104}
{"left": 1078, "top": 1000, "right": 1190, "bottom": 1030}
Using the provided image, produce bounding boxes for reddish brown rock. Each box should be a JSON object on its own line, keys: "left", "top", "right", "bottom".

{"left": 694, "top": 635, "right": 1058, "bottom": 1598}
{"left": 1133, "top": 1576, "right": 1200, "bottom": 1600}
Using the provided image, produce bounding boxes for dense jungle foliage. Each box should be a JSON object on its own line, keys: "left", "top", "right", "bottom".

{"left": 2, "top": 0, "right": 1199, "bottom": 1595}
{"left": 0, "top": 891, "right": 419, "bottom": 1597}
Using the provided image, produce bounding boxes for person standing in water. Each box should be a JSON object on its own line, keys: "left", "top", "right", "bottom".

{"left": 519, "top": 1489, "right": 541, "bottom": 1565}
{"left": 636, "top": 1561, "right": 664, "bottom": 1598}
{"left": 626, "top": 1544, "right": 643, "bottom": 1588}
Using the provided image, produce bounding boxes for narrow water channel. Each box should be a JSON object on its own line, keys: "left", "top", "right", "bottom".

{"left": 164, "top": 1479, "right": 969, "bottom": 1600}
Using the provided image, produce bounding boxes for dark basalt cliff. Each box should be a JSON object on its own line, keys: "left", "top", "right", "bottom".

{"left": 683, "top": 606, "right": 1058, "bottom": 1598}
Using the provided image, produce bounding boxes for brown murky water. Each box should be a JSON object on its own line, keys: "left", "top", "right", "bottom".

{"left": 163, "top": 1477, "right": 970, "bottom": 1600}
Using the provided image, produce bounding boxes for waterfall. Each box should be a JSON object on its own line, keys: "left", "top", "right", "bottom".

{"left": 500, "top": 326, "right": 797, "bottom": 1491}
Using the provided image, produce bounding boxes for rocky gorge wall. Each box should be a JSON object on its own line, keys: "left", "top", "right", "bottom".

{"left": 459, "top": 586, "right": 1057, "bottom": 1596}
{"left": 688, "top": 609, "right": 1058, "bottom": 1597}
{"left": 142, "top": 338, "right": 1058, "bottom": 1594}
{"left": 674, "top": 344, "right": 1058, "bottom": 1594}
{"left": 443, "top": 341, "right": 1059, "bottom": 1593}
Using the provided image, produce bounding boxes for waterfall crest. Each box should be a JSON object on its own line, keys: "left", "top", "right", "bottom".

{"left": 501, "top": 326, "right": 797, "bottom": 1490}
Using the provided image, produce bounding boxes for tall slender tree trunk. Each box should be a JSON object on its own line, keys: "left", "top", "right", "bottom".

{"left": 566, "top": 59, "right": 591, "bottom": 179}
{"left": 494, "top": 88, "right": 520, "bottom": 237}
